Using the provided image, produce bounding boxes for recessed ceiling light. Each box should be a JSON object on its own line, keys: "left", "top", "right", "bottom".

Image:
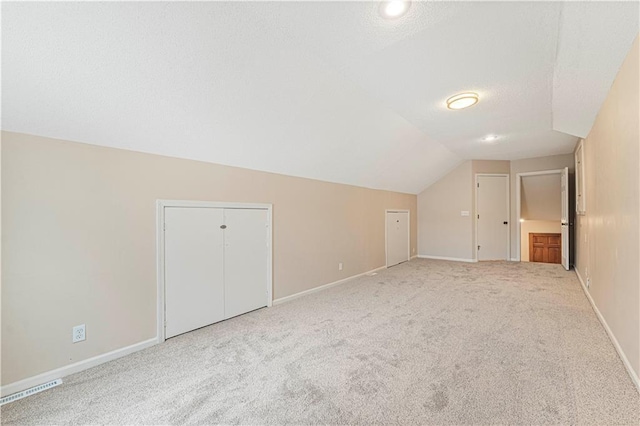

{"left": 482, "top": 135, "right": 498, "bottom": 142}
{"left": 446, "top": 92, "right": 479, "bottom": 110}
{"left": 380, "top": 1, "right": 411, "bottom": 19}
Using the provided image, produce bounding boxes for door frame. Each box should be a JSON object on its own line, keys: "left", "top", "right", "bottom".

{"left": 515, "top": 170, "right": 563, "bottom": 262}
{"left": 385, "top": 209, "right": 410, "bottom": 268}
{"left": 156, "top": 200, "right": 273, "bottom": 343}
{"left": 474, "top": 174, "right": 510, "bottom": 261}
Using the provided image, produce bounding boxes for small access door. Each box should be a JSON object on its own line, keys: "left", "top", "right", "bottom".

{"left": 530, "top": 233, "right": 562, "bottom": 263}
{"left": 386, "top": 210, "right": 409, "bottom": 267}
{"left": 561, "top": 167, "right": 570, "bottom": 270}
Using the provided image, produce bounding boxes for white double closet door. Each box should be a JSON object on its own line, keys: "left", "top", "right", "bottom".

{"left": 164, "top": 207, "right": 269, "bottom": 339}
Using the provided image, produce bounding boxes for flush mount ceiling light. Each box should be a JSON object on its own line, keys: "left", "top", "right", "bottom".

{"left": 482, "top": 135, "right": 499, "bottom": 142}
{"left": 379, "top": 1, "right": 411, "bottom": 19}
{"left": 446, "top": 92, "right": 479, "bottom": 110}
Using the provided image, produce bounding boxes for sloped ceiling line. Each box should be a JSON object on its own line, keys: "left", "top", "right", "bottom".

{"left": 1, "top": 2, "right": 637, "bottom": 194}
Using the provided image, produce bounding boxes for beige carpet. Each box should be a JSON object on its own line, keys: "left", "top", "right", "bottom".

{"left": 2, "top": 259, "right": 638, "bottom": 425}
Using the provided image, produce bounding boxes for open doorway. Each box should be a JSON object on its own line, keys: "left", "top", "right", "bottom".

{"left": 516, "top": 168, "right": 571, "bottom": 270}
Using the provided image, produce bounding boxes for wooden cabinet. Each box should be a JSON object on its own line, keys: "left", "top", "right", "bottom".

{"left": 529, "top": 233, "right": 561, "bottom": 264}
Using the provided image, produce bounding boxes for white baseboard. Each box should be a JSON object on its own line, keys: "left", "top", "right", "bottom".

{"left": 273, "top": 265, "right": 387, "bottom": 306}
{"left": 575, "top": 269, "right": 640, "bottom": 393}
{"left": 417, "top": 255, "right": 477, "bottom": 263}
{"left": 510, "top": 258, "right": 519, "bottom": 262}
{"left": 411, "top": 255, "right": 418, "bottom": 260}
{"left": 1, "top": 337, "right": 159, "bottom": 398}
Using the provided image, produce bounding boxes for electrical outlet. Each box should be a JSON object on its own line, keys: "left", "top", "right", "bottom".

{"left": 72, "top": 324, "right": 86, "bottom": 343}
{"left": 586, "top": 277, "right": 591, "bottom": 288}
{"left": 338, "top": 262, "right": 343, "bottom": 271}
{"left": 412, "top": 248, "right": 416, "bottom": 254}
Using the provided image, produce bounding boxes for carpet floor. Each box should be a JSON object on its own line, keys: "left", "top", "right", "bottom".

{"left": 2, "top": 259, "right": 639, "bottom": 425}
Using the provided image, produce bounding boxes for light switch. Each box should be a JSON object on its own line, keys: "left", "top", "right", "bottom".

{"left": 461, "top": 211, "right": 470, "bottom": 216}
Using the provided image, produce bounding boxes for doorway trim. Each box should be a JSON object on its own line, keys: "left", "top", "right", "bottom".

{"left": 385, "top": 209, "right": 410, "bottom": 268}
{"left": 515, "top": 170, "right": 563, "bottom": 262}
{"left": 474, "top": 174, "right": 510, "bottom": 261}
{"left": 156, "top": 200, "right": 273, "bottom": 343}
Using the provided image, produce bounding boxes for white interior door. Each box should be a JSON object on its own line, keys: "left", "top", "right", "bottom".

{"left": 477, "top": 176, "right": 509, "bottom": 260}
{"left": 223, "top": 208, "right": 269, "bottom": 319}
{"left": 164, "top": 207, "right": 224, "bottom": 339}
{"left": 561, "top": 167, "right": 570, "bottom": 270}
{"left": 386, "top": 211, "right": 409, "bottom": 267}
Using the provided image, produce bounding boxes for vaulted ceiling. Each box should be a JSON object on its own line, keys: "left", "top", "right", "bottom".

{"left": 2, "top": 2, "right": 638, "bottom": 194}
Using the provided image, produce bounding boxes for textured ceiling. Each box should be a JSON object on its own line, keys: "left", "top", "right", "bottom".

{"left": 553, "top": 1, "right": 640, "bottom": 138}
{"left": 2, "top": 2, "right": 638, "bottom": 194}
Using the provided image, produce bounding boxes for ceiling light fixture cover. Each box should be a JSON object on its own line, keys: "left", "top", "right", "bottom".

{"left": 446, "top": 92, "right": 479, "bottom": 110}
{"left": 482, "top": 135, "right": 498, "bottom": 142}
{"left": 380, "top": 1, "right": 411, "bottom": 19}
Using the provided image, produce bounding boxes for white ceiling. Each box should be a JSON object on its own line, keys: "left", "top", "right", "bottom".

{"left": 2, "top": 2, "right": 638, "bottom": 194}
{"left": 552, "top": 1, "right": 640, "bottom": 138}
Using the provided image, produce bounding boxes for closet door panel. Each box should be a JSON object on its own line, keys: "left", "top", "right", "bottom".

{"left": 164, "top": 207, "right": 224, "bottom": 338}
{"left": 223, "top": 209, "right": 269, "bottom": 319}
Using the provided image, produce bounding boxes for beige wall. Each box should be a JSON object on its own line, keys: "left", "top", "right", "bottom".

{"left": 574, "top": 36, "right": 639, "bottom": 379}
{"left": 520, "top": 174, "right": 561, "bottom": 220}
{"left": 419, "top": 155, "right": 572, "bottom": 262}
{"left": 417, "top": 159, "right": 510, "bottom": 261}
{"left": 1, "top": 131, "right": 417, "bottom": 385}
{"left": 471, "top": 160, "right": 511, "bottom": 175}
{"left": 417, "top": 161, "right": 472, "bottom": 260}
{"left": 520, "top": 220, "right": 561, "bottom": 262}
{"left": 510, "top": 154, "right": 574, "bottom": 258}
